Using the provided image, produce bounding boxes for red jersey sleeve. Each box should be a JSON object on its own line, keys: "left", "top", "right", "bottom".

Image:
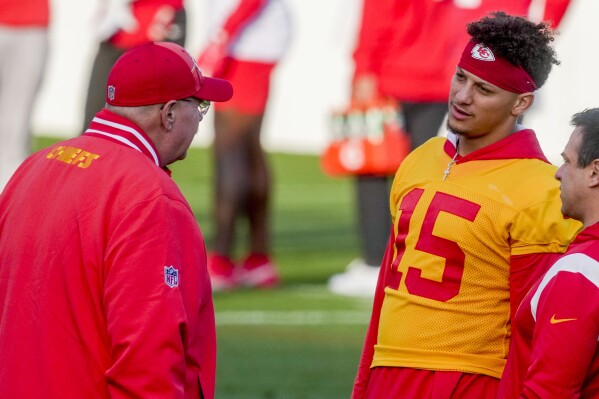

{"left": 352, "top": 0, "right": 401, "bottom": 79}
{"left": 352, "top": 231, "right": 395, "bottom": 399}
{"left": 198, "top": 0, "right": 267, "bottom": 75}
{"left": 521, "top": 271, "right": 599, "bottom": 398}
{"left": 543, "top": 0, "right": 571, "bottom": 28}
{"left": 103, "top": 194, "right": 214, "bottom": 398}
{"left": 109, "top": 0, "right": 185, "bottom": 48}
{"left": 222, "top": 0, "right": 267, "bottom": 39}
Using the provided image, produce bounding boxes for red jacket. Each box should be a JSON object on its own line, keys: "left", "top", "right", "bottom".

{"left": 109, "top": 0, "right": 185, "bottom": 48}
{"left": 499, "top": 223, "right": 599, "bottom": 399}
{"left": 0, "top": 0, "right": 49, "bottom": 26}
{"left": 353, "top": 0, "right": 571, "bottom": 102}
{"left": 0, "top": 109, "right": 216, "bottom": 399}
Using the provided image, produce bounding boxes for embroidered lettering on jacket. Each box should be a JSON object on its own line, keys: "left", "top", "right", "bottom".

{"left": 46, "top": 146, "right": 100, "bottom": 168}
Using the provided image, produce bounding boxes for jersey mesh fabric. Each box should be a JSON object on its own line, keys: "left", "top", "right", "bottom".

{"left": 373, "top": 136, "right": 580, "bottom": 378}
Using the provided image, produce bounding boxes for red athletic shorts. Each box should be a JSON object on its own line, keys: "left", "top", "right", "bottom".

{"left": 363, "top": 367, "right": 499, "bottom": 399}
{"left": 214, "top": 57, "right": 276, "bottom": 115}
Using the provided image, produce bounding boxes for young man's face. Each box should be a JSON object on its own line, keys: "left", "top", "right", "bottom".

{"left": 555, "top": 127, "right": 587, "bottom": 222}
{"left": 447, "top": 67, "right": 521, "bottom": 143}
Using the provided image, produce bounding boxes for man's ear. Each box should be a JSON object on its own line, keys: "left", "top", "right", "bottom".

{"left": 589, "top": 159, "right": 599, "bottom": 188}
{"left": 160, "top": 100, "right": 177, "bottom": 131}
{"left": 512, "top": 93, "right": 534, "bottom": 117}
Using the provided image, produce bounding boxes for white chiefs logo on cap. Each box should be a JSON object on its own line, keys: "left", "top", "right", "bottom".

{"left": 471, "top": 44, "right": 495, "bottom": 61}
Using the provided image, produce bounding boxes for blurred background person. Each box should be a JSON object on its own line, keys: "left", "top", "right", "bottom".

{"left": 82, "top": 0, "right": 187, "bottom": 129}
{"left": 198, "top": 0, "right": 293, "bottom": 291}
{"left": 328, "top": 0, "right": 456, "bottom": 297}
{"left": 0, "top": 0, "right": 50, "bottom": 191}
{"left": 328, "top": 0, "right": 572, "bottom": 298}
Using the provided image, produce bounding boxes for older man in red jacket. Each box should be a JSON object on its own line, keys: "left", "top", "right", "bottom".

{"left": 0, "top": 42, "right": 232, "bottom": 399}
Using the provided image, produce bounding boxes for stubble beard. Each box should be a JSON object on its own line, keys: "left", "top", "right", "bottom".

{"left": 446, "top": 119, "right": 468, "bottom": 137}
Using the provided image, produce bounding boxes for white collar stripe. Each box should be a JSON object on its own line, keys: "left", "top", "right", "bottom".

{"left": 530, "top": 253, "right": 599, "bottom": 322}
{"left": 91, "top": 117, "right": 159, "bottom": 166}
{"left": 85, "top": 129, "right": 144, "bottom": 156}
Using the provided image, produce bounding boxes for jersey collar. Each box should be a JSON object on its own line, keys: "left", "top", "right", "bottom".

{"left": 443, "top": 128, "right": 550, "bottom": 164}
{"left": 84, "top": 109, "right": 162, "bottom": 167}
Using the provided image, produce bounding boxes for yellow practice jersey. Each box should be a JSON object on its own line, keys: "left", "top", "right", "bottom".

{"left": 372, "top": 131, "right": 581, "bottom": 378}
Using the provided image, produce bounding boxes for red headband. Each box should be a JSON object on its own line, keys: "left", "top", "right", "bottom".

{"left": 458, "top": 41, "right": 538, "bottom": 94}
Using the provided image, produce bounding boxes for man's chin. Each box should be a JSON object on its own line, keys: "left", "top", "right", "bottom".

{"left": 446, "top": 120, "right": 467, "bottom": 137}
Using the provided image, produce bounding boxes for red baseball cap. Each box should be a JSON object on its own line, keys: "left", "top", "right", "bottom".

{"left": 106, "top": 41, "right": 233, "bottom": 106}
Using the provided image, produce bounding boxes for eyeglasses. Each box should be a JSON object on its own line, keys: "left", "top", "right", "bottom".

{"left": 180, "top": 98, "right": 211, "bottom": 116}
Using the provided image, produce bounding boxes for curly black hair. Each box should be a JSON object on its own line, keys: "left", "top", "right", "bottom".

{"left": 467, "top": 11, "right": 559, "bottom": 89}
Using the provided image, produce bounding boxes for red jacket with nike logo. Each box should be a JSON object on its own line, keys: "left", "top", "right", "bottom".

{"left": 498, "top": 223, "right": 599, "bottom": 399}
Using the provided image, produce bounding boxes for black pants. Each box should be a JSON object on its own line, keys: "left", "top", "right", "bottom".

{"left": 356, "top": 102, "right": 448, "bottom": 266}
{"left": 82, "top": 9, "right": 187, "bottom": 130}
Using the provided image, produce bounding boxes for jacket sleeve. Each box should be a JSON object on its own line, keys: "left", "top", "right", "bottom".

{"left": 198, "top": 0, "right": 267, "bottom": 76}
{"left": 509, "top": 253, "right": 560, "bottom": 321}
{"left": 352, "top": 231, "right": 395, "bottom": 399}
{"left": 520, "top": 270, "right": 599, "bottom": 398}
{"left": 102, "top": 194, "right": 213, "bottom": 399}
{"left": 542, "top": 0, "right": 571, "bottom": 27}
{"left": 352, "top": 0, "right": 398, "bottom": 79}
{"left": 222, "top": 0, "right": 267, "bottom": 40}
{"left": 508, "top": 186, "right": 582, "bottom": 320}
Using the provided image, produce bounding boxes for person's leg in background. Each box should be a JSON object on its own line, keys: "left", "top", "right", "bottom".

{"left": 328, "top": 101, "right": 447, "bottom": 297}
{"left": 207, "top": 59, "right": 279, "bottom": 291}
{"left": 403, "top": 102, "right": 448, "bottom": 149}
{"left": 328, "top": 175, "right": 391, "bottom": 297}
{"left": 83, "top": 42, "right": 125, "bottom": 129}
{"left": 0, "top": 27, "right": 48, "bottom": 191}
{"left": 357, "top": 175, "right": 392, "bottom": 267}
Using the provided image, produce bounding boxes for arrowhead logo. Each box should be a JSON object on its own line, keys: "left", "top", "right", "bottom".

{"left": 471, "top": 43, "right": 495, "bottom": 61}
{"left": 550, "top": 314, "right": 577, "bottom": 324}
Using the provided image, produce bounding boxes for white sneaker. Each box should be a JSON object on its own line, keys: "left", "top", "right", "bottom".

{"left": 327, "top": 259, "right": 379, "bottom": 298}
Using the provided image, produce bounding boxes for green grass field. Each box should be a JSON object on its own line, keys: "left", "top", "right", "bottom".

{"left": 34, "top": 136, "right": 373, "bottom": 399}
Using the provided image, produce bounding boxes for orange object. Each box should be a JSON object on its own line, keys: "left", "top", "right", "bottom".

{"left": 321, "top": 100, "right": 410, "bottom": 176}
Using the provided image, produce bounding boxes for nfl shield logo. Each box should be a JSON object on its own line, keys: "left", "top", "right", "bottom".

{"left": 164, "top": 266, "right": 179, "bottom": 288}
{"left": 107, "top": 85, "right": 116, "bottom": 101}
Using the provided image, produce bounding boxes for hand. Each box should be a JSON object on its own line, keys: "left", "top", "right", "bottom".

{"left": 352, "top": 74, "right": 379, "bottom": 107}
{"left": 197, "top": 31, "right": 229, "bottom": 77}
{"left": 95, "top": 0, "right": 138, "bottom": 42}
{"left": 146, "top": 5, "right": 177, "bottom": 42}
